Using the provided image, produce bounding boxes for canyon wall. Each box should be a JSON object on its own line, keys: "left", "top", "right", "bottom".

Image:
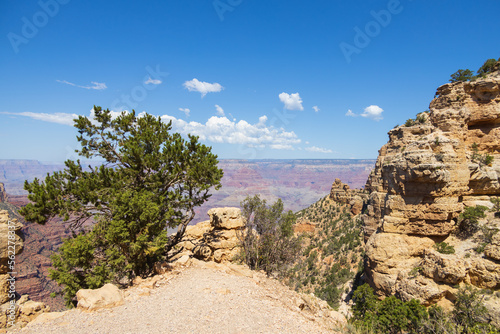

{"left": 362, "top": 70, "right": 500, "bottom": 314}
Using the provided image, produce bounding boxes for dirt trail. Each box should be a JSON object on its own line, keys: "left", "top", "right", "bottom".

{"left": 8, "top": 261, "right": 344, "bottom": 334}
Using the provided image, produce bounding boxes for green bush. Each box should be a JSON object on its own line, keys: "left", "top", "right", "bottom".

{"left": 453, "top": 285, "right": 490, "bottom": 333}
{"left": 238, "top": 195, "right": 301, "bottom": 275}
{"left": 450, "top": 69, "right": 474, "bottom": 83}
{"left": 434, "top": 242, "right": 455, "bottom": 254}
{"left": 477, "top": 58, "right": 499, "bottom": 77}
{"left": 350, "top": 284, "right": 497, "bottom": 334}
{"left": 483, "top": 154, "right": 494, "bottom": 166}
{"left": 458, "top": 205, "right": 488, "bottom": 238}
{"left": 351, "top": 284, "right": 428, "bottom": 334}
{"left": 405, "top": 118, "right": 416, "bottom": 127}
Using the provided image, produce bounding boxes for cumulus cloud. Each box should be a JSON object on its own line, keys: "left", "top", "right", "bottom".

{"left": 312, "top": 106, "right": 320, "bottom": 112}
{"left": 345, "top": 109, "right": 357, "bottom": 117}
{"left": 279, "top": 92, "right": 304, "bottom": 111}
{"left": 0, "top": 111, "right": 79, "bottom": 126}
{"left": 305, "top": 146, "right": 333, "bottom": 154}
{"left": 179, "top": 108, "right": 190, "bottom": 117}
{"left": 361, "top": 105, "right": 384, "bottom": 121}
{"left": 5, "top": 109, "right": 302, "bottom": 150}
{"left": 215, "top": 104, "right": 225, "bottom": 116}
{"left": 56, "top": 80, "right": 107, "bottom": 90}
{"left": 159, "top": 114, "right": 300, "bottom": 149}
{"left": 183, "top": 78, "right": 223, "bottom": 97}
{"left": 145, "top": 77, "right": 162, "bottom": 85}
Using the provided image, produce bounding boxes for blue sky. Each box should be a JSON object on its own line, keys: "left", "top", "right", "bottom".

{"left": 1, "top": 0, "right": 499, "bottom": 162}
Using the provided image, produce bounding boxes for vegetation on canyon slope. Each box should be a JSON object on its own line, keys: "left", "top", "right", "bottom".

{"left": 449, "top": 58, "right": 500, "bottom": 83}
{"left": 288, "top": 196, "right": 365, "bottom": 310}
{"left": 349, "top": 283, "right": 498, "bottom": 334}
{"left": 19, "top": 107, "right": 223, "bottom": 306}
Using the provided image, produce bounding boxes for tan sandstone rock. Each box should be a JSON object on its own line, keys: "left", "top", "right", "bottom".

{"left": 208, "top": 207, "right": 245, "bottom": 230}
{"left": 180, "top": 207, "right": 245, "bottom": 264}
{"left": 363, "top": 71, "right": 500, "bottom": 306}
{"left": 485, "top": 233, "right": 500, "bottom": 261}
{"left": 76, "top": 283, "right": 124, "bottom": 311}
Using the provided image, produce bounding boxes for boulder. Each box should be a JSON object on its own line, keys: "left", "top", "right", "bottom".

{"left": 485, "top": 233, "right": 500, "bottom": 261}
{"left": 76, "top": 283, "right": 124, "bottom": 311}
{"left": 208, "top": 207, "right": 245, "bottom": 230}
{"left": 420, "top": 250, "right": 468, "bottom": 285}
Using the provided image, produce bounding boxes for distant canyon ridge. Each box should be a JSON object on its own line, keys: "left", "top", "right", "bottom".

{"left": 0, "top": 159, "right": 375, "bottom": 224}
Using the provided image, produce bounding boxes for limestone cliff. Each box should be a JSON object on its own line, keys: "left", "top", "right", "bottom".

{"left": 362, "top": 68, "right": 500, "bottom": 319}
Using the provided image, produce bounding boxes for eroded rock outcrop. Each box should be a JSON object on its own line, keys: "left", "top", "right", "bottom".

{"left": 330, "top": 178, "right": 367, "bottom": 216}
{"left": 363, "top": 72, "right": 500, "bottom": 309}
{"left": 0, "top": 184, "right": 7, "bottom": 203}
{"left": 178, "top": 207, "right": 245, "bottom": 263}
{"left": 0, "top": 210, "right": 50, "bottom": 329}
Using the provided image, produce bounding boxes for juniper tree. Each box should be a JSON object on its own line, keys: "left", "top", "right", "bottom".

{"left": 20, "top": 107, "right": 223, "bottom": 305}
{"left": 237, "top": 195, "right": 300, "bottom": 275}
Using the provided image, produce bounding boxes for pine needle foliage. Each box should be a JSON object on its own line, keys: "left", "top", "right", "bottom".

{"left": 19, "top": 107, "right": 223, "bottom": 306}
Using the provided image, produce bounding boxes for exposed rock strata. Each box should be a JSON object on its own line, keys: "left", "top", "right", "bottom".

{"left": 363, "top": 73, "right": 500, "bottom": 312}
{"left": 329, "top": 178, "right": 367, "bottom": 216}
{"left": 0, "top": 210, "right": 49, "bottom": 329}
{"left": 177, "top": 207, "right": 245, "bottom": 264}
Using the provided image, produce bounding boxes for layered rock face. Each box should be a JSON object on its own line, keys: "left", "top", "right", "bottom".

{"left": 0, "top": 209, "right": 49, "bottom": 328}
{"left": 363, "top": 73, "right": 500, "bottom": 308}
{"left": 178, "top": 207, "right": 245, "bottom": 263}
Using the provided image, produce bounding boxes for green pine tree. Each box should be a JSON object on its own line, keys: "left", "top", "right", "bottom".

{"left": 20, "top": 107, "right": 223, "bottom": 306}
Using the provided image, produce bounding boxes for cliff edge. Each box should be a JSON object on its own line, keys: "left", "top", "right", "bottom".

{"left": 362, "top": 67, "right": 500, "bottom": 321}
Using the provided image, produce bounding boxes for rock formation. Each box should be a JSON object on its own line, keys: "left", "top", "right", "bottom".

{"left": 76, "top": 284, "right": 124, "bottom": 311}
{"left": 0, "top": 210, "right": 49, "bottom": 328}
{"left": 177, "top": 207, "right": 245, "bottom": 263}
{"left": 330, "top": 178, "right": 367, "bottom": 216}
{"left": 0, "top": 184, "right": 7, "bottom": 203}
{"left": 363, "top": 70, "right": 500, "bottom": 315}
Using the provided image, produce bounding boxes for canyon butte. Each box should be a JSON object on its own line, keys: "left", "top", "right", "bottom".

{"left": 362, "top": 65, "right": 500, "bottom": 318}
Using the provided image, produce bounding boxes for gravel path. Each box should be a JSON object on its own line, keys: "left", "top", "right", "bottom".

{"left": 10, "top": 263, "right": 338, "bottom": 334}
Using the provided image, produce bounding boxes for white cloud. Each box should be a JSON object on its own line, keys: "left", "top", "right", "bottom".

{"left": 56, "top": 80, "right": 107, "bottom": 90}
{"left": 0, "top": 111, "right": 79, "bottom": 126}
{"left": 145, "top": 77, "right": 162, "bottom": 85}
{"left": 305, "top": 146, "right": 333, "bottom": 154}
{"left": 312, "top": 106, "right": 320, "bottom": 112}
{"left": 160, "top": 114, "right": 301, "bottom": 149}
{"left": 279, "top": 92, "right": 304, "bottom": 111}
{"left": 215, "top": 104, "right": 225, "bottom": 116}
{"left": 179, "top": 108, "right": 191, "bottom": 117}
{"left": 5, "top": 109, "right": 302, "bottom": 150}
{"left": 183, "top": 78, "right": 223, "bottom": 97}
{"left": 345, "top": 109, "right": 357, "bottom": 117}
{"left": 361, "top": 105, "right": 384, "bottom": 121}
